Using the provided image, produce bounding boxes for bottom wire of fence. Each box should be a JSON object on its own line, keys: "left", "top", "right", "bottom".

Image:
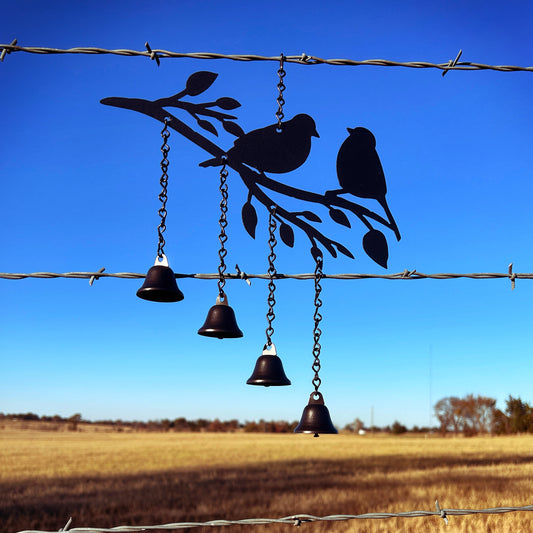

{"left": 12, "top": 502, "right": 533, "bottom": 533}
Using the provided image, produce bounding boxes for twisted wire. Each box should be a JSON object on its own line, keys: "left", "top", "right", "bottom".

{"left": 0, "top": 269, "right": 531, "bottom": 283}
{"left": 2, "top": 44, "right": 533, "bottom": 72}
{"left": 11, "top": 504, "right": 533, "bottom": 532}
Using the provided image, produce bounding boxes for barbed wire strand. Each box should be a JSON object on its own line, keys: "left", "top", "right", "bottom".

{"left": 1, "top": 43, "right": 533, "bottom": 73}
{"left": 0, "top": 269, "right": 531, "bottom": 288}
{"left": 10, "top": 504, "right": 533, "bottom": 533}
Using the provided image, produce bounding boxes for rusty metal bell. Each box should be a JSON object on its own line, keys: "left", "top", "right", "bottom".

{"left": 246, "top": 343, "right": 291, "bottom": 387}
{"left": 294, "top": 392, "right": 338, "bottom": 437}
{"left": 136, "top": 255, "right": 184, "bottom": 302}
{"left": 198, "top": 295, "right": 243, "bottom": 339}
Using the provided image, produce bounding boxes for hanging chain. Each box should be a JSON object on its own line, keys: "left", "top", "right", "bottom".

{"left": 217, "top": 155, "right": 229, "bottom": 298}
{"left": 275, "top": 54, "right": 286, "bottom": 131}
{"left": 157, "top": 117, "right": 171, "bottom": 259}
{"left": 265, "top": 206, "right": 278, "bottom": 347}
{"left": 311, "top": 253, "right": 324, "bottom": 394}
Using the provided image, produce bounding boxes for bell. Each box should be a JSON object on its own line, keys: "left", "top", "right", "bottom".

{"left": 246, "top": 343, "right": 291, "bottom": 387}
{"left": 294, "top": 392, "right": 338, "bottom": 437}
{"left": 136, "top": 255, "right": 184, "bottom": 302}
{"left": 198, "top": 295, "right": 243, "bottom": 339}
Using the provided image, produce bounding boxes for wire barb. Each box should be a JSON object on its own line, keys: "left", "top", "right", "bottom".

{"left": 58, "top": 518, "right": 72, "bottom": 532}
{"left": 435, "top": 500, "right": 449, "bottom": 525}
{"left": 144, "top": 41, "right": 161, "bottom": 67}
{"left": 89, "top": 267, "right": 106, "bottom": 286}
{"left": 508, "top": 263, "right": 516, "bottom": 290}
{"left": 235, "top": 264, "right": 251, "bottom": 286}
{"left": 0, "top": 38, "right": 17, "bottom": 62}
{"left": 442, "top": 49, "right": 463, "bottom": 77}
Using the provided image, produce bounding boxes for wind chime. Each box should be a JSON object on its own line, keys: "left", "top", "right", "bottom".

{"left": 136, "top": 117, "right": 184, "bottom": 302}
{"left": 108, "top": 51, "right": 400, "bottom": 436}
{"left": 246, "top": 206, "right": 291, "bottom": 386}
{"left": 197, "top": 155, "right": 243, "bottom": 338}
{"left": 294, "top": 251, "right": 338, "bottom": 436}
{"left": 246, "top": 57, "right": 336, "bottom": 434}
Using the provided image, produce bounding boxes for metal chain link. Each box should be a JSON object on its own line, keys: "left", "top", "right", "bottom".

{"left": 265, "top": 207, "right": 277, "bottom": 347}
{"left": 311, "top": 254, "right": 324, "bottom": 394}
{"left": 217, "top": 156, "right": 229, "bottom": 298}
{"left": 275, "top": 54, "right": 286, "bottom": 131}
{"left": 157, "top": 118, "right": 171, "bottom": 259}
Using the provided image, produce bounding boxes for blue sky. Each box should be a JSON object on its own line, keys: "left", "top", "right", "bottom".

{"left": 1, "top": 1, "right": 532, "bottom": 429}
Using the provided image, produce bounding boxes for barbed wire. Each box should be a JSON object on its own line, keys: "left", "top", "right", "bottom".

{"left": 11, "top": 502, "right": 533, "bottom": 533}
{"left": 0, "top": 265, "right": 529, "bottom": 289}
{"left": 1, "top": 42, "right": 533, "bottom": 73}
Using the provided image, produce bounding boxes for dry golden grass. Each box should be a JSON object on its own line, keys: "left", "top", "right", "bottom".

{"left": 1, "top": 429, "right": 533, "bottom": 533}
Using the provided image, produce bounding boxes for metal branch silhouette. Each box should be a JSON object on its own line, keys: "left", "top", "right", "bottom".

{"left": 101, "top": 71, "right": 400, "bottom": 267}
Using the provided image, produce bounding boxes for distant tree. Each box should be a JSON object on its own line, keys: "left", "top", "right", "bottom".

{"left": 225, "top": 419, "right": 240, "bottom": 432}
{"left": 208, "top": 419, "right": 224, "bottom": 432}
{"left": 491, "top": 408, "right": 509, "bottom": 435}
{"left": 244, "top": 421, "right": 258, "bottom": 432}
{"left": 173, "top": 417, "right": 189, "bottom": 431}
{"left": 67, "top": 413, "right": 82, "bottom": 431}
{"left": 196, "top": 419, "right": 210, "bottom": 431}
{"left": 344, "top": 418, "right": 365, "bottom": 433}
{"left": 505, "top": 396, "right": 533, "bottom": 434}
{"left": 391, "top": 421, "right": 407, "bottom": 434}
{"left": 435, "top": 395, "right": 497, "bottom": 436}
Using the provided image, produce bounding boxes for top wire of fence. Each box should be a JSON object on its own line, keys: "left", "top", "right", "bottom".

{"left": 1, "top": 42, "right": 533, "bottom": 74}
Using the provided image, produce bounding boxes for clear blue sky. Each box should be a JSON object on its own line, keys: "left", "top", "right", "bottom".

{"left": 1, "top": 1, "right": 532, "bottom": 429}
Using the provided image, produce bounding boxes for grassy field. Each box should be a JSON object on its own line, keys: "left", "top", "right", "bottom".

{"left": 1, "top": 429, "right": 533, "bottom": 533}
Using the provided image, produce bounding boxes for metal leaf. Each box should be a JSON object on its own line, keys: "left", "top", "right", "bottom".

{"left": 310, "top": 245, "right": 323, "bottom": 262}
{"left": 329, "top": 208, "right": 351, "bottom": 228}
{"left": 185, "top": 71, "right": 218, "bottom": 96}
{"left": 334, "top": 242, "right": 354, "bottom": 259}
{"left": 279, "top": 223, "right": 295, "bottom": 248}
{"left": 223, "top": 120, "right": 245, "bottom": 137}
{"left": 301, "top": 211, "right": 322, "bottom": 223}
{"left": 323, "top": 240, "right": 337, "bottom": 258}
{"left": 363, "top": 229, "right": 389, "bottom": 268}
{"left": 241, "top": 201, "right": 258, "bottom": 239}
{"left": 197, "top": 119, "right": 218, "bottom": 136}
{"left": 215, "top": 97, "right": 241, "bottom": 110}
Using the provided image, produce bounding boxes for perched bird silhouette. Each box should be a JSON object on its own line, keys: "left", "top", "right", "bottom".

{"left": 331, "top": 126, "right": 400, "bottom": 240}
{"left": 199, "top": 114, "right": 319, "bottom": 174}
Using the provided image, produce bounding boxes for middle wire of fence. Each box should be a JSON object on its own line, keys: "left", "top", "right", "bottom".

{"left": 0, "top": 267, "right": 530, "bottom": 288}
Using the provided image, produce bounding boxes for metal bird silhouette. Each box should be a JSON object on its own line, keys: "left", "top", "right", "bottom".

{"left": 199, "top": 114, "right": 319, "bottom": 173}
{"left": 332, "top": 127, "right": 400, "bottom": 240}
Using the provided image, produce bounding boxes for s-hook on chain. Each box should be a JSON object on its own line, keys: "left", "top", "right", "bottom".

{"left": 265, "top": 206, "right": 278, "bottom": 347}
{"left": 217, "top": 156, "right": 229, "bottom": 299}
{"left": 275, "top": 54, "right": 286, "bottom": 131}
{"left": 312, "top": 253, "right": 324, "bottom": 394}
{"left": 157, "top": 117, "right": 171, "bottom": 259}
